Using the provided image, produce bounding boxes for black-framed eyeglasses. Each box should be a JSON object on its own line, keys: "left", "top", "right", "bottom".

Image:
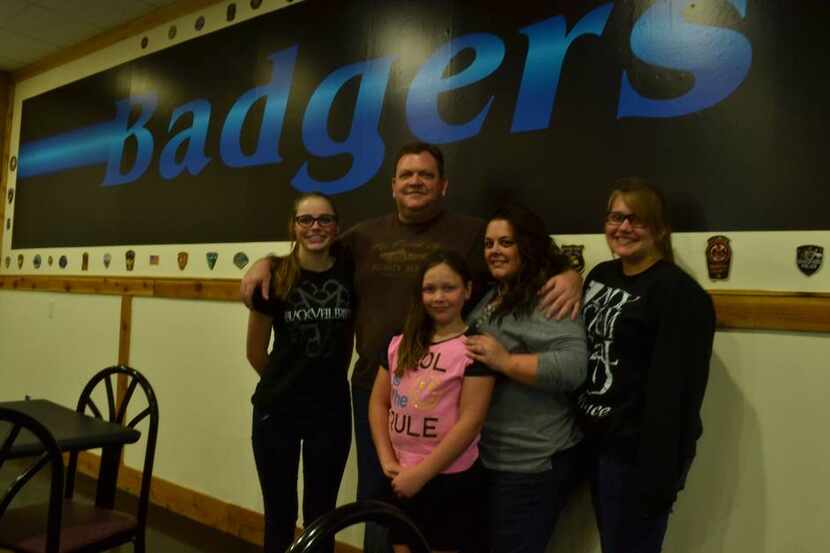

{"left": 295, "top": 214, "right": 338, "bottom": 227}
{"left": 605, "top": 211, "right": 646, "bottom": 228}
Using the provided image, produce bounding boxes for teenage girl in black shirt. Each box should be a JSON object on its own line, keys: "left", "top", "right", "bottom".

{"left": 576, "top": 179, "right": 716, "bottom": 553}
{"left": 247, "top": 192, "right": 355, "bottom": 553}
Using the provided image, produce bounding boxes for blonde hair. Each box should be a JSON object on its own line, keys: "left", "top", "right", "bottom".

{"left": 608, "top": 178, "right": 674, "bottom": 263}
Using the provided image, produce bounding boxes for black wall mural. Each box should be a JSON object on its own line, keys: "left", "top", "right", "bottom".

{"left": 12, "top": 0, "right": 829, "bottom": 248}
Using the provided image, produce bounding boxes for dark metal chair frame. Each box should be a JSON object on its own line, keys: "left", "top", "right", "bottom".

{"left": 287, "top": 500, "right": 431, "bottom": 553}
{"left": 0, "top": 407, "right": 65, "bottom": 553}
{"left": 0, "top": 365, "right": 158, "bottom": 553}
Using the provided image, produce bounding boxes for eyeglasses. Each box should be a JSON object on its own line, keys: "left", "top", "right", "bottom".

{"left": 295, "top": 214, "right": 337, "bottom": 227}
{"left": 605, "top": 211, "right": 646, "bottom": 228}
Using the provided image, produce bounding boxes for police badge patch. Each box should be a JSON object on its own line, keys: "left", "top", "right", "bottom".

{"left": 560, "top": 244, "right": 585, "bottom": 274}
{"left": 796, "top": 245, "right": 823, "bottom": 276}
{"left": 706, "top": 235, "right": 732, "bottom": 280}
{"left": 206, "top": 251, "right": 218, "bottom": 270}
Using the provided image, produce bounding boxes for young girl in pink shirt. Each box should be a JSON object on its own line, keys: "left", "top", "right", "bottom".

{"left": 369, "top": 250, "right": 495, "bottom": 553}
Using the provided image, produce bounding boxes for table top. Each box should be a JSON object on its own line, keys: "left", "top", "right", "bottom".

{"left": 0, "top": 399, "right": 141, "bottom": 459}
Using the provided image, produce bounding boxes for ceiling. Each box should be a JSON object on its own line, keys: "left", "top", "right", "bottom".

{"left": 0, "top": 0, "right": 180, "bottom": 71}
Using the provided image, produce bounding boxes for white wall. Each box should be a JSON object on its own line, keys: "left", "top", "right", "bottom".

{"left": 0, "top": 290, "right": 120, "bottom": 407}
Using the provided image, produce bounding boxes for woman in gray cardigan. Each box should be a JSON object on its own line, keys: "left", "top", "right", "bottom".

{"left": 466, "top": 204, "right": 587, "bottom": 553}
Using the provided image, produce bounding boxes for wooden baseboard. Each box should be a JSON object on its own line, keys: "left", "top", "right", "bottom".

{"left": 76, "top": 452, "right": 362, "bottom": 553}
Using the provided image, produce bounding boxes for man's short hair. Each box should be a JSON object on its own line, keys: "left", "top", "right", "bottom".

{"left": 393, "top": 142, "right": 446, "bottom": 179}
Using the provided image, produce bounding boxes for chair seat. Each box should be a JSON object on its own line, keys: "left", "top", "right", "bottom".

{"left": 0, "top": 501, "right": 136, "bottom": 553}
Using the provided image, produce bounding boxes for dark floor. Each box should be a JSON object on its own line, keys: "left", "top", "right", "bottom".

{"left": 0, "top": 458, "right": 261, "bottom": 552}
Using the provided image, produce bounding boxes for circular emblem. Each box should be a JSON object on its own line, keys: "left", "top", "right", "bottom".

{"left": 250, "top": 0, "right": 262, "bottom": 9}
{"left": 195, "top": 16, "right": 205, "bottom": 31}
{"left": 226, "top": 3, "right": 237, "bottom": 21}
{"left": 103, "top": 253, "right": 112, "bottom": 269}
{"left": 58, "top": 255, "right": 68, "bottom": 269}
{"left": 17, "top": 254, "right": 23, "bottom": 269}
{"left": 33, "top": 254, "right": 42, "bottom": 269}
{"left": 7, "top": 188, "right": 13, "bottom": 204}
{"left": 47, "top": 256, "right": 54, "bottom": 267}
{"left": 141, "top": 36, "right": 149, "bottom": 49}
{"left": 168, "top": 25, "right": 177, "bottom": 39}
{"left": 233, "top": 251, "right": 249, "bottom": 270}
{"left": 9, "top": 156, "right": 17, "bottom": 171}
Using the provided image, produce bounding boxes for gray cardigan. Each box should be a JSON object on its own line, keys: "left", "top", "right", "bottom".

{"left": 468, "top": 288, "right": 588, "bottom": 473}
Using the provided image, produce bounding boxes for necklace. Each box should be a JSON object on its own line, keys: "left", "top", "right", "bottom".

{"left": 471, "top": 290, "right": 502, "bottom": 331}
{"left": 432, "top": 325, "right": 468, "bottom": 343}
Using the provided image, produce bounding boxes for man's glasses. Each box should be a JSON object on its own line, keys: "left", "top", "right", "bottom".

{"left": 605, "top": 211, "right": 646, "bottom": 228}
{"left": 295, "top": 214, "right": 338, "bottom": 227}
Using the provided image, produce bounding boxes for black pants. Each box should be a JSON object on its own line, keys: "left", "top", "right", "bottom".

{"left": 252, "top": 405, "right": 352, "bottom": 553}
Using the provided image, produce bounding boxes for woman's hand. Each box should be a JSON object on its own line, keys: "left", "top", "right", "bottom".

{"left": 381, "top": 459, "right": 401, "bottom": 479}
{"left": 465, "top": 333, "right": 511, "bottom": 373}
{"left": 391, "top": 465, "right": 429, "bottom": 498}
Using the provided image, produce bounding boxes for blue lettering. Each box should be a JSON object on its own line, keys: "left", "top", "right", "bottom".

{"left": 159, "top": 99, "right": 212, "bottom": 179}
{"left": 292, "top": 56, "right": 394, "bottom": 194}
{"left": 511, "top": 4, "right": 613, "bottom": 133}
{"left": 102, "top": 94, "right": 158, "bottom": 186}
{"left": 406, "top": 33, "right": 505, "bottom": 143}
{"left": 219, "top": 46, "right": 297, "bottom": 167}
{"left": 617, "top": 0, "right": 752, "bottom": 118}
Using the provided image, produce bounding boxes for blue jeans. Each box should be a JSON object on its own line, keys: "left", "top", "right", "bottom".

{"left": 252, "top": 405, "right": 351, "bottom": 553}
{"left": 352, "top": 387, "right": 393, "bottom": 553}
{"left": 589, "top": 452, "right": 687, "bottom": 553}
{"left": 484, "top": 446, "right": 581, "bottom": 553}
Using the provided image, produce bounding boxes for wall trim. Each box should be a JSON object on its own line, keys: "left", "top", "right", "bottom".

{"left": 0, "top": 71, "right": 12, "bottom": 249}
{"left": 1, "top": 275, "right": 829, "bottom": 333}
{"left": 76, "top": 451, "right": 362, "bottom": 553}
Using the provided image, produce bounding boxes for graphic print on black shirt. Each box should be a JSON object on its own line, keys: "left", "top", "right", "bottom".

{"left": 283, "top": 278, "right": 352, "bottom": 358}
{"left": 581, "top": 280, "right": 640, "bottom": 402}
{"left": 250, "top": 254, "right": 354, "bottom": 418}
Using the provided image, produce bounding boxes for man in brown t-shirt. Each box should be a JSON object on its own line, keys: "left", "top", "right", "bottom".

{"left": 241, "top": 142, "right": 581, "bottom": 553}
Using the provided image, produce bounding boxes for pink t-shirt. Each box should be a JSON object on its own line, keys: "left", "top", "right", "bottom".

{"left": 383, "top": 333, "right": 490, "bottom": 474}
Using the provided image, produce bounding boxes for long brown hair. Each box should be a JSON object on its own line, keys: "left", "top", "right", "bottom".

{"left": 396, "top": 250, "right": 471, "bottom": 376}
{"left": 487, "top": 204, "right": 570, "bottom": 323}
{"left": 273, "top": 192, "right": 338, "bottom": 300}
{"left": 608, "top": 178, "right": 674, "bottom": 263}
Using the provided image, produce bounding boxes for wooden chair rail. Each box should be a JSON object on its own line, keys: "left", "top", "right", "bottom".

{"left": 1, "top": 275, "right": 829, "bottom": 333}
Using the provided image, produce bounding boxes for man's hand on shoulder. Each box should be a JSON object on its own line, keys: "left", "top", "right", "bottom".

{"left": 240, "top": 256, "right": 275, "bottom": 308}
{"left": 538, "top": 268, "right": 583, "bottom": 320}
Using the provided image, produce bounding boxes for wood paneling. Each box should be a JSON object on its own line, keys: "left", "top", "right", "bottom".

{"left": 711, "top": 290, "right": 830, "bottom": 333}
{"left": 0, "top": 275, "right": 155, "bottom": 295}
{"left": 2, "top": 275, "right": 828, "bottom": 333}
{"left": 0, "top": 71, "right": 11, "bottom": 248}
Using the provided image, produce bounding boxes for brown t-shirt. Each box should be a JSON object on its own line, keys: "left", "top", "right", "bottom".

{"left": 339, "top": 210, "right": 488, "bottom": 391}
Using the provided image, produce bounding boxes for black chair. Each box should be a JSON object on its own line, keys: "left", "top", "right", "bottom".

{"left": 0, "top": 365, "right": 158, "bottom": 553}
{"left": 0, "top": 407, "right": 65, "bottom": 553}
{"left": 286, "top": 500, "right": 430, "bottom": 553}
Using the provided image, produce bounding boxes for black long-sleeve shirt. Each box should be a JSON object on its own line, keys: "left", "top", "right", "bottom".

{"left": 576, "top": 259, "right": 715, "bottom": 511}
